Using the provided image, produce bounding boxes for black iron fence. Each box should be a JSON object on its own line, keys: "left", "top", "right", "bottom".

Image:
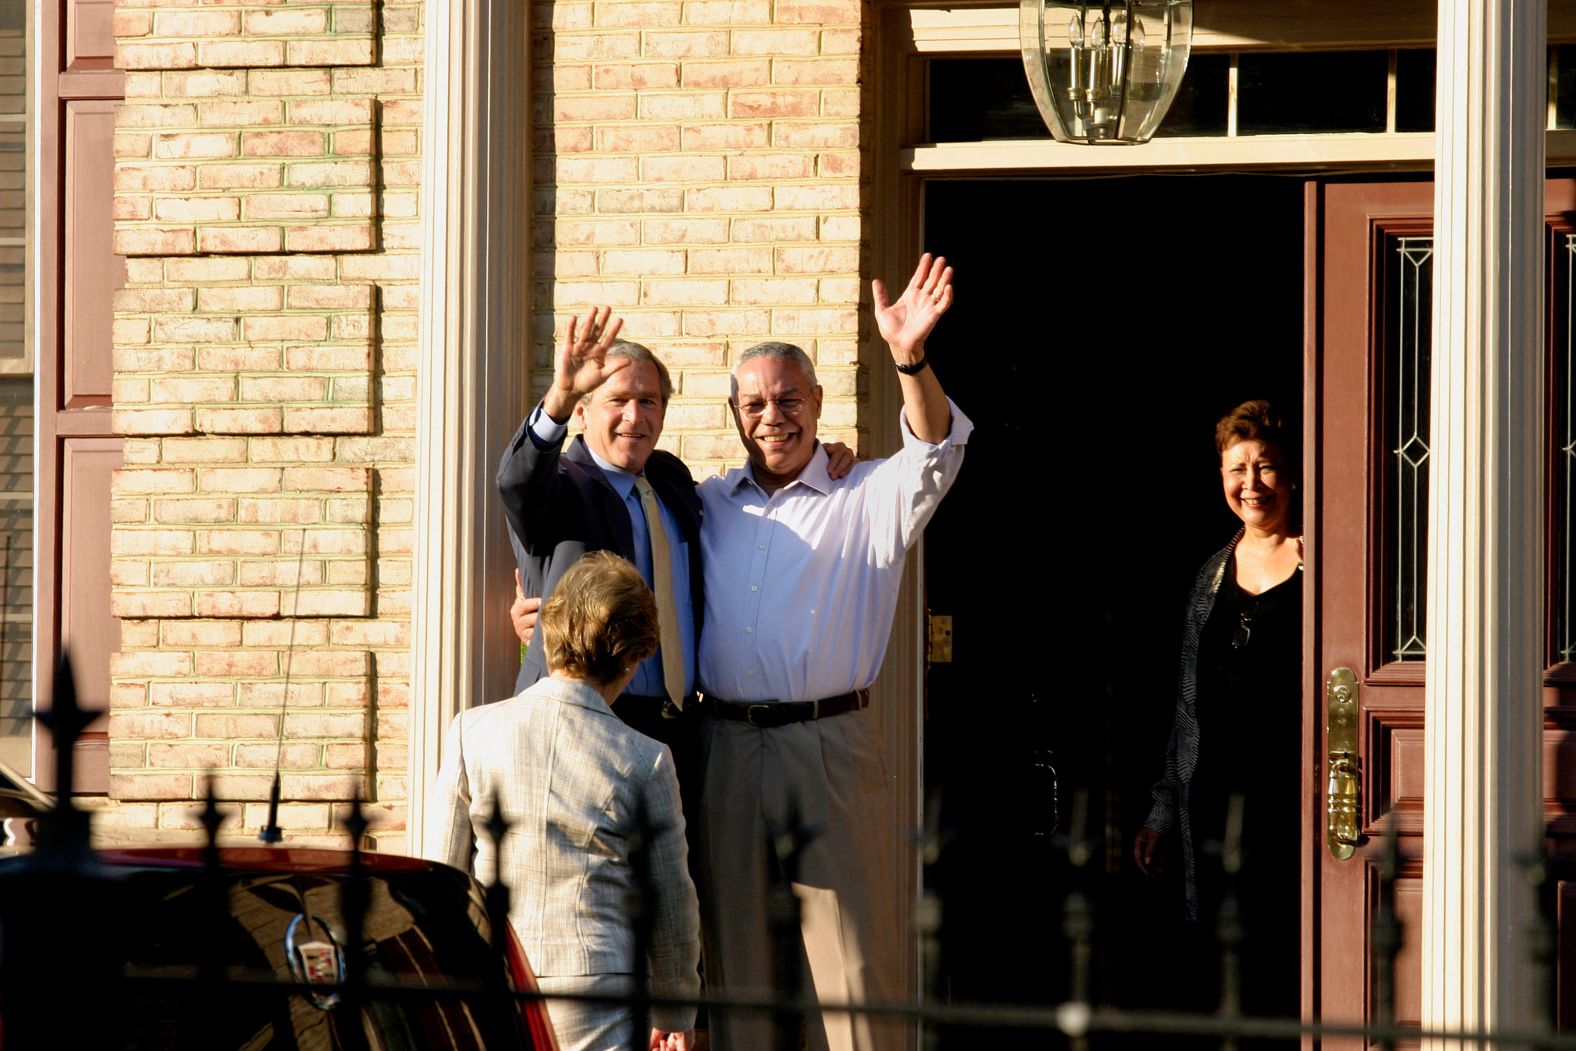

{"left": 1, "top": 654, "right": 1571, "bottom": 1050}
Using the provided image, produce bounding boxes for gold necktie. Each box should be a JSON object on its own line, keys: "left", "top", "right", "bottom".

{"left": 634, "top": 477, "right": 685, "bottom": 713}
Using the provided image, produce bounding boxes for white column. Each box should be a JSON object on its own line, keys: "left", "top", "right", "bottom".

{"left": 1425, "top": 1, "right": 1545, "bottom": 1045}
{"left": 409, "top": 0, "right": 532, "bottom": 855}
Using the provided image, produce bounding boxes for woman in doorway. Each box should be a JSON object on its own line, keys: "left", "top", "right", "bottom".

{"left": 1134, "top": 399, "right": 1303, "bottom": 1031}
{"left": 430, "top": 551, "right": 702, "bottom": 1051}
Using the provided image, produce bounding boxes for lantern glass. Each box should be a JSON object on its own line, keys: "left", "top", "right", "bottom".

{"left": 1020, "top": 0, "right": 1193, "bottom": 144}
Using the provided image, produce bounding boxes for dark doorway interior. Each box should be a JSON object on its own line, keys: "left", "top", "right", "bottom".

{"left": 919, "top": 175, "right": 1305, "bottom": 1033}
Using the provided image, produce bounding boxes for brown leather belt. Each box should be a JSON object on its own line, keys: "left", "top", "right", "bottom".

{"left": 703, "top": 689, "right": 869, "bottom": 728}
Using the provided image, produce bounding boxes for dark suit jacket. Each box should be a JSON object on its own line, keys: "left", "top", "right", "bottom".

{"left": 497, "top": 414, "right": 705, "bottom": 694}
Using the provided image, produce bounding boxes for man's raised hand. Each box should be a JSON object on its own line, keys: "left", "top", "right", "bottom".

{"left": 542, "top": 307, "right": 627, "bottom": 422}
{"left": 872, "top": 253, "right": 953, "bottom": 367}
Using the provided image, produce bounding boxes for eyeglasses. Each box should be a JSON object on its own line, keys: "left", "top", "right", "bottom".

{"left": 736, "top": 397, "right": 807, "bottom": 420}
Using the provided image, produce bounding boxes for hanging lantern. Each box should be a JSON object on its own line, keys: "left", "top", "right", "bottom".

{"left": 1020, "top": 0, "right": 1193, "bottom": 144}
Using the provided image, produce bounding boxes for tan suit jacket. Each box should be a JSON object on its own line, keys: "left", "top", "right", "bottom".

{"left": 428, "top": 677, "right": 701, "bottom": 1032}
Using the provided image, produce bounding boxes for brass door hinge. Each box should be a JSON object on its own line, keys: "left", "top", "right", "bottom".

{"left": 927, "top": 614, "right": 953, "bottom": 664}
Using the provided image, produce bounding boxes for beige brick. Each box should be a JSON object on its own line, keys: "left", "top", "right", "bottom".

{"left": 730, "top": 277, "right": 820, "bottom": 304}
{"left": 234, "top": 742, "right": 322, "bottom": 769}
{"left": 194, "top": 529, "right": 280, "bottom": 556}
{"left": 727, "top": 153, "right": 815, "bottom": 180}
{"left": 773, "top": 121, "right": 859, "bottom": 149}
{"left": 118, "top": 103, "right": 200, "bottom": 128}
{"left": 198, "top": 40, "right": 286, "bottom": 67}
{"left": 683, "top": 0, "right": 770, "bottom": 20}
{"left": 733, "top": 215, "right": 819, "bottom": 242}
{"left": 198, "top": 100, "right": 285, "bottom": 128}
{"left": 553, "top": 94, "right": 638, "bottom": 123}
{"left": 592, "top": 63, "right": 679, "bottom": 90}
{"left": 682, "top": 308, "right": 771, "bottom": 337}
{"left": 154, "top": 131, "right": 239, "bottom": 160}
{"left": 638, "top": 92, "right": 726, "bottom": 120}
{"left": 774, "top": 183, "right": 859, "bottom": 210}
{"left": 729, "top": 90, "right": 818, "bottom": 118}
{"left": 819, "top": 152, "right": 860, "bottom": 178}
{"left": 688, "top": 246, "right": 773, "bottom": 274}
{"left": 554, "top": 32, "right": 640, "bottom": 61}
{"left": 643, "top": 217, "right": 729, "bottom": 244}
{"left": 115, "top": 408, "right": 196, "bottom": 435}
{"left": 241, "top": 130, "right": 327, "bottom": 158}
{"left": 151, "top": 10, "right": 240, "bottom": 37}
{"left": 282, "top": 407, "right": 373, "bottom": 433}
{"left": 773, "top": 57, "right": 859, "bottom": 85}
{"left": 110, "top": 652, "right": 193, "bottom": 678}
{"left": 161, "top": 620, "right": 244, "bottom": 647}
{"left": 116, "top": 164, "right": 198, "bottom": 192}
{"left": 285, "top": 225, "right": 375, "bottom": 252}
{"left": 642, "top": 154, "right": 725, "bottom": 182}
{"left": 289, "top": 98, "right": 376, "bottom": 126}
{"left": 250, "top": 437, "right": 337, "bottom": 463}
{"left": 642, "top": 278, "right": 729, "bottom": 306}
{"left": 115, "top": 227, "right": 196, "bottom": 256}
{"left": 592, "top": 125, "right": 682, "bottom": 154}
{"left": 643, "top": 30, "right": 728, "bottom": 58}
{"left": 776, "top": 245, "right": 859, "bottom": 273}
{"left": 196, "top": 162, "right": 284, "bottom": 190}
{"left": 111, "top": 589, "right": 193, "bottom": 620}
{"left": 550, "top": 156, "right": 639, "bottom": 184}
{"left": 248, "top": 69, "right": 332, "bottom": 96}
{"left": 244, "top": 8, "right": 329, "bottom": 35}
{"left": 681, "top": 122, "right": 769, "bottom": 150}
{"left": 193, "top": 590, "right": 283, "bottom": 618}
{"left": 289, "top": 39, "right": 376, "bottom": 67}
{"left": 194, "top": 406, "right": 284, "bottom": 434}
{"left": 280, "top": 590, "right": 370, "bottom": 617}
{"left": 166, "top": 70, "right": 250, "bottom": 98}
{"left": 280, "top": 467, "right": 371, "bottom": 492}
{"left": 594, "top": 187, "right": 685, "bottom": 214}
{"left": 111, "top": 774, "right": 196, "bottom": 801}
{"left": 686, "top": 185, "right": 773, "bottom": 212}
{"left": 117, "top": 42, "right": 199, "bottom": 70}
{"left": 731, "top": 28, "right": 819, "bottom": 55}
{"left": 681, "top": 58, "right": 769, "bottom": 88}
{"left": 194, "top": 713, "right": 280, "bottom": 739}
{"left": 285, "top": 160, "right": 373, "bottom": 187}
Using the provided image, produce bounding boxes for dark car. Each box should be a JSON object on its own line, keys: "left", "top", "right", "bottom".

{"left": 0, "top": 845, "right": 559, "bottom": 1051}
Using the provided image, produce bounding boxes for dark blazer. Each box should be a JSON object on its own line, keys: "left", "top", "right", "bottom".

{"left": 497, "top": 413, "right": 705, "bottom": 694}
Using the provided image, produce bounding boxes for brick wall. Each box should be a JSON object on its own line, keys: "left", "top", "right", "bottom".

{"left": 104, "top": 0, "right": 422, "bottom": 846}
{"left": 530, "top": 0, "right": 868, "bottom": 472}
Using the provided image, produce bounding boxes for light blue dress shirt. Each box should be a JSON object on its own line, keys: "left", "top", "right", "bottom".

{"left": 528, "top": 404, "right": 696, "bottom": 696}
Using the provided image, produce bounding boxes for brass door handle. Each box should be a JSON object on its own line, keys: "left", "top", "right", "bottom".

{"left": 1326, "top": 667, "right": 1362, "bottom": 860}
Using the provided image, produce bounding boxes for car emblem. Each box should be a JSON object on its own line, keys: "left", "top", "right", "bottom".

{"left": 285, "top": 913, "right": 346, "bottom": 1010}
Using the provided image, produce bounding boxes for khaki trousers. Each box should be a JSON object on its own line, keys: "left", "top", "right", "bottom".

{"left": 695, "top": 707, "right": 904, "bottom": 1051}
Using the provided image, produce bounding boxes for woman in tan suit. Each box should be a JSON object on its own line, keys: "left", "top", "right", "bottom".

{"left": 429, "top": 551, "right": 702, "bottom": 1051}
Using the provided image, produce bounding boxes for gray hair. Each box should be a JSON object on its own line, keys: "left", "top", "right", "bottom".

{"left": 730, "top": 342, "right": 818, "bottom": 401}
{"left": 605, "top": 339, "right": 672, "bottom": 403}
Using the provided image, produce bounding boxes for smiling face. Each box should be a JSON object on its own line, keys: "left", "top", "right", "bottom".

{"left": 575, "top": 359, "right": 666, "bottom": 473}
{"left": 1220, "top": 438, "right": 1293, "bottom": 535}
{"left": 731, "top": 355, "right": 824, "bottom": 486}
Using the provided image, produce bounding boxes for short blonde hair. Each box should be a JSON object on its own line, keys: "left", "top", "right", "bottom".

{"left": 541, "top": 551, "right": 659, "bottom": 686}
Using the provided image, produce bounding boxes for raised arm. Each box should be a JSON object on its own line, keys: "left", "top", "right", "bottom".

{"left": 872, "top": 253, "right": 954, "bottom": 444}
{"left": 497, "top": 308, "right": 627, "bottom": 543}
{"left": 541, "top": 306, "right": 626, "bottom": 422}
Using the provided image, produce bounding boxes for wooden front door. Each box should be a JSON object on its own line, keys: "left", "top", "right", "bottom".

{"left": 1314, "top": 177, "right": 1576, "bottom": 1042}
